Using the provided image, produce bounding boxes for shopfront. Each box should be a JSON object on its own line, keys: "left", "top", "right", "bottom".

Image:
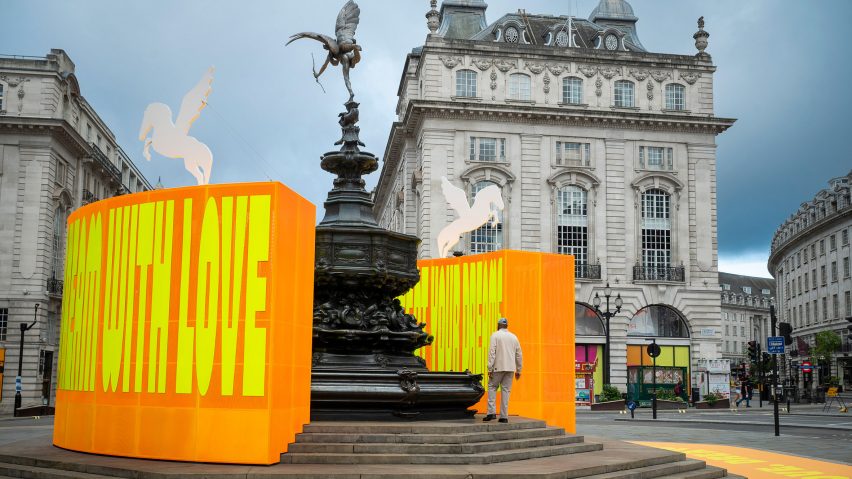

{"left": 575, "top": 303, "right": 605, "bottom": 404}
{"left": 626, "top": 305, "right": 691, "bottom": 406}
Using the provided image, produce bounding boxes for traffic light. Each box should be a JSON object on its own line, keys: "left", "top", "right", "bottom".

{"left": 762, "top": 351, "right": 771, "bottom": 367}
{"left": 748, "top": 340, "right": 758, "bottom": 362}
{"left": 779, "top": 322, "right": 793, "bottom": 346}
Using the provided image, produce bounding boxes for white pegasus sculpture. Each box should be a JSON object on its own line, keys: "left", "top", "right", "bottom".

{"left": 139, "top": 67, "right": 214, "bottom": 185}
{"left": 436, "top": 176, "right": 505, "bottom": 258}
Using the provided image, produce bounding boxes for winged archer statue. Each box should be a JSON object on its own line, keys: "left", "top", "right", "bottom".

{"left": 287, "top": 0, "right": 362, "bottom": 101}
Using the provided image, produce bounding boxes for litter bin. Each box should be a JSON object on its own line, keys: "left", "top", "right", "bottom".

{"left": 691, "top": 387, "right": 700, "bottom": 405}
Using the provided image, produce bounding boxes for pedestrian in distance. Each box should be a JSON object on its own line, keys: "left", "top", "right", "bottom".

{"left": 483, "top": 317, "right": 523, "bottom": 424}
{"left": 674, "top": 379, "right": 684, "bottom": 400}
{"left": 736, "top": 376, "right": 752, "bottom": 407}
{"left": 732, "top": 377, "right": 742, "bottom": 406}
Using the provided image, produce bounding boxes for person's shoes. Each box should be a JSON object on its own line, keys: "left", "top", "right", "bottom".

{"left": 498, "top": 418, "right": 508, "bottom": 423}
{"left": 746, "top": 405, "right": 751, "bottom": 408}
{"left": 482, "top": 414, "right": 496, "bottom": 422}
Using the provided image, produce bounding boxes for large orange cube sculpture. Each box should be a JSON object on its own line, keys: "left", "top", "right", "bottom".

{"left": 400, "top": 250, "right": 576, "bottom": 432}
{"left": 52, "top": 182, "right": 315, "bottom": 464}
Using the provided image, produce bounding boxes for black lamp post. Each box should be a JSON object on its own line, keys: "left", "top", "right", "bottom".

{"left": 14, "top": 303, "right": 39, "bottom": 414}
{"left": 592, "top": 283, "right": 622, "bottom": 387}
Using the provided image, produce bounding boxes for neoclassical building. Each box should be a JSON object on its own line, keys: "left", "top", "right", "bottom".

{"left": 718, "top": 272, "right": 776, "bottom": 375}
{"left": 769, "top": 170, "right": 852, "bottom": 391}
{"left": 0, "top": 49, "right": 151, "bottom": 414}
{"left": 373, "top": 0, "right": 735, "bottom": 400}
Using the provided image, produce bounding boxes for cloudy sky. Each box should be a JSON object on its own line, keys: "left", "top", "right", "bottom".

{"left": 3, "top": 0, "right": 850, "bottom": 278}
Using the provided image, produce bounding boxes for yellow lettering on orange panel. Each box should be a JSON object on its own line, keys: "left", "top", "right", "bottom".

{"left": 135, "top": 202, "right": 154, "bottom": 392}
{"left": 148, "top": 200, "right": 173, "bottom": 393}
{"left": 59, "top": 219, "right": 77, "bottom": 390}
{"left": 122, "top": 205, "right": 138, "bottom": 392}
{"left": 176, "top": 198, "right": 194, "bottom": 394}
{"left": 102, "top": 207, "right": 123, "bottom": 392}
{"left": 243, "top": 195, "right": 270, "bottom": 396}
{"left": 450, "top": 264, "right": 460, "bottom": 371}
{"left": 221, "top": 196, "right": 247, "bottom": 396}
{"left": 84, "top": 214, "right": 102, "bottom": 391}
{"left": 195, "top": 197, "right": 220, "bottom": 396}
{"left": 72, "top": 217, "right": 87, "bottom": 391}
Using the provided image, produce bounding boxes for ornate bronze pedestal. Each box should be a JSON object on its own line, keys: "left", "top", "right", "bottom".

{"left": 310, "top": 101, "right": 484, "bottom": 420}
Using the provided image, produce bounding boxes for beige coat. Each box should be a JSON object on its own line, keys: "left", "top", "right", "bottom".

{"left": 487, "top": 329, "right": 523, "bottom": 373}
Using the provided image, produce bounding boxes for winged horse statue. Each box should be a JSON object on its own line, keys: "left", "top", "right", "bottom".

{"left": 436, "top": 177, "right": 505, "bottom": 258}
{"left": 286, "top": 0, "right": 362, "bottom": 101}
{"left": 139, "top": 68, "right": 214, "bottom": 185}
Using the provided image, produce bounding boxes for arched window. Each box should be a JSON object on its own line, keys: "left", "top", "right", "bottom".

{"left": 557, "top": 186, "right": 588, "bottom": 265}
{"left": 469, "top": 180, "right": 503, "bottom": 253}
{"left": 665, "top": 83, "right": 685, "bottom": 110}
{"left": 641, "top": 189, "right": 671, "bottom": 275}
{"left": 614, "top": 80, "right": 634, "bottom": 108}
{"left": 628, "top": 305, "right": 689, "bottom": 338}
{"left": 508, "top": 73, "right": 531, "bottom": 101}
{"left": 455, "top": 69, "right": 477, "bottom": 98}
{"left": 575, "top": 303, "right": 605, "bottom": 336}
{"left": 562, "top": 77, "right": 583, "bottom": 104}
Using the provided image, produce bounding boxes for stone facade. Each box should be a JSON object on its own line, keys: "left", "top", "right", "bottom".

{"left": 768, "top": 171, "right": 852, "bottom": 390}
{"left": 373, "top": 1, "right": 735, "bottom": 393}
{"left": 0, "top": 49, "right": 151, "bottom": 414}
{"left": 718, "top": 272, "right": 776, "bottom": 371}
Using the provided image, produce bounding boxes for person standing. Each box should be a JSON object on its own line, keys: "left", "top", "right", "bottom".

{"left": 736, "top": 376, "right": 752, "bottom": 407}
{"left": 483, "top": 317, "right": 523, "bottom": 423}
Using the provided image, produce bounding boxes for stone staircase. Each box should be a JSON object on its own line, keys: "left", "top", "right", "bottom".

{"left": 0, "top": 416, "right": 738, "bottom": 478}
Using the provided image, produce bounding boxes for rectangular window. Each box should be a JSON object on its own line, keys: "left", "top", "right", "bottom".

{"left": 830, "top": 234, "right": 836, "bottom": 251}
{"left": 844, "top": 257, "right": 850, "bottom": 278}
{"left": 469, "top": 137, "right": 505, "bottom": 162}
{"left": 556, "top": 186, "right": 588, "bottom": 265}
{"left": 811, "top": 244, "right": 816, "bottom": 259}
{"left": 640, "top": 190, "right": 672, "bottom": 277}
{"left": 821, "top": 265, "right": 827, "bottom": 285}
{"left": 722, "top": 284, "right": 731, "bottom": 291}
{"left": 797, "top": 276, "right": 802, "bottom": 295}
{"left": 555, "top": 141, "right": 591, "bottom": 166}
{"left": 846, "top": 291, "right": 852, "bottom": 316}
{"left": 665, "top": 84, "right": 685, "bottom": 110}
{"left": 86, "top": 123, "right": 92, "bottom": 142}
{"left": 831, "top": 261, "right": 838, "bottom": 282}
{"left": 725, "top": 325, "right": 729, "bottom": 335}
{"left": 55, "top": 162, "right": 66, "bottom": 186}
{"left": 455, "top": 70, "right": 477, "bottom": 98}
{"left": 562, "top": 77, "right": 583, "bottom": 104}
{"left": 833, "top": 294, "right": 839, "bottom": 319}
{"left": 806, "top": 303, "right": 811, "bottom": 325}
{"left": 639, "top": 146, "right": 674, "bottom": 171}
{"left": 822, "top": 297, "right": 828, "bottom": 321}
{"left": 0, "top": 307, "right": 7, "bottom": 341}
{"left": 797, "top": 252, "right": 802, "bottom": 267}
{"left": 741, "top": 326, "right": 745, "bottom": 336}
{"left": 508, "top": 74, "right": 531, "bottom": 101}
{"left": 614, "top": 80, "right": 634, "bottom": 108}
{"left": 742, "top": 286, "right": 752, "bottom": 294}
{"left": 842, "top": 229, "right": 849, "bottom": 246}
{"left": 820, "top": 239, "right": 825, "bottom": 255}
{"left": 804, "top": 272, "right": 809, "bottom": 290}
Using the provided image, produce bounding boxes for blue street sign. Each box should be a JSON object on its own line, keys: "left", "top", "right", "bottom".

{"left": 767, "top": 336, "right": 784, "bottom": 354}
{"left": 15, "top": 376, "right": 21, "bottom": 393}
{"left": 627, "top": 401, "right": 637, "bottom": 411}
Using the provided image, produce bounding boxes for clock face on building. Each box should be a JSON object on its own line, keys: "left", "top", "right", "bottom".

{"left": 555, "top": 30, "right": 569, "bottom": 47}
{"left": 605, "top": 34, "right": 619, "bottom": 50}
{"left": 505, "top": 26, "right": 520, "bottom": 43}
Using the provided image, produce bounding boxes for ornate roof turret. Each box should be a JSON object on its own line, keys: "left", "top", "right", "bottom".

{"left": 588, "top": 0, "right": 644, "bottom": 50}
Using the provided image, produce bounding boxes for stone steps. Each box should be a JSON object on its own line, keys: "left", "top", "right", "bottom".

{"left": 282, "top": 441, "right": 603, "bottom": 465}
{"left": 294, "top": 425, "right": 568, "bottom": 444}
{"left": 581, "top": 459, "right": 725, "bottom": 479}
{"left": 0, "top": 462, "right": 116, "bottom": 479}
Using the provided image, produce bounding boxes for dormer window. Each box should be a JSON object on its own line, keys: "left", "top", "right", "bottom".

{"left": 504, "top": 26, "right": 520, "bottom": 43}
{"left": 742, "top": 286, "right": 752, "bottom": 294}
{"left": 722, "top": 284, "right": 731, "bottom": 291}
{"left": 761, "top": 289, "right": 770, "bottom": 295}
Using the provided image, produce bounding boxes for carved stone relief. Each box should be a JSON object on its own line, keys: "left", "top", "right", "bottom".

{"left": 650, "top": 70, "right": 672, "bottom": 83}
{"left": 439, "top": 56, "right": 462, "bottom": 69}
{"left": 598, "top": 66, "right": 622, "bottom": 80}
{"left": 629, "top": 69, "right": 650, "bottom": 81}
{"left": 525, "top": 62, "right": 545, "bottom": 75}
{"left": 679, "top": 72, "right": 702, "bottom": 85}
{"left": 595, "top": 77, "right": 603, "bottom": 97}
{"left": 471, "top": 58, "right": 493, "bottom": 71}
{"left": 494, "top": 59, "right": 517, "bottom": 72}
{"left": 577, "top": 65, "right": 598, "bottom": 78}
{"left": 546, "top": 64, "right": 567, "bottom": 76}
{"left": 543, "top": 72, "right": 551, "bottom": 95}
{"left": 490, "top": 70, "right": 497, "bottom": 100}
{"left": 647, "top": 81, "right": 654, "bottom": 101}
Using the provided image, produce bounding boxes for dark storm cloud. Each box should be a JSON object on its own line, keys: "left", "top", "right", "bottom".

{"left": 2, "top": 0, "right": 849, "bottom": 269}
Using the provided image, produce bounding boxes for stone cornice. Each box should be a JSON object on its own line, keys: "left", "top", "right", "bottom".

{"left": 768, "top": 205, "right": 852, "bottom": 273}
{"left": 0, "top": 116, "right": 90, "bottom": 157}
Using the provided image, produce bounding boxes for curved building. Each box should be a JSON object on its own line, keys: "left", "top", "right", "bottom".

{"left": 768, "top": 170, "right": 852, "bottom": 391}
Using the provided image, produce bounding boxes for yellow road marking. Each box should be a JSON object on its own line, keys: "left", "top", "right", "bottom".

{"left": 632, "top": 442, "right": 852, "bottom": 479}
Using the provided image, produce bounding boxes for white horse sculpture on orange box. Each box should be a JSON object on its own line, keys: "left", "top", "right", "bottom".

{"left": 139, "top": 68, "right": 214, "bottom": 185}
{"left": 436, "top": 176, "right": 504, "bottom": 258}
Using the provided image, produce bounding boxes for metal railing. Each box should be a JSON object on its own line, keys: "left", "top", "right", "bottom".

{"left": 575, "top": 263, "right": 601, "bottom": 280}
{"left": 82, "top": 189, "right": 98, "bottom": 205}
{"left": 47, "top": 278, "right": 63, "bottom": 296}
{"left": 633, "top": 265, "right": 685, "bottom": 282}
{"left": 89, "top": 143, "right": 121, "bottom": 182}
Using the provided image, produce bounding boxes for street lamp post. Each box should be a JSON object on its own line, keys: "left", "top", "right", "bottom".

{"left": 592, "top": 283, "right": 622, "bottom": 387}
{"left": 14, "top": 303, "right": 39, "bottom": 415}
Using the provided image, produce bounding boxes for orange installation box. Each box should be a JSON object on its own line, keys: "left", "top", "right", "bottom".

{"left": 52, "top": 182, "right": 316, "bottom": 464}
{"left": 400, "top": 250, "right": 576, "bottom": 432}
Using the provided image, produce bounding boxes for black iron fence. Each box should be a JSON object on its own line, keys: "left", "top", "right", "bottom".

{"left": 633, "top": 265, "right": 685, "bottom": 282}
{"left": 47, "top": 277, "right": 64, "bottom": 296}
{"left": 89, "top": 143, "right": 121, "bottom": 182}
{"left": 575, "top": 263, "right": 601, "bottom": 280}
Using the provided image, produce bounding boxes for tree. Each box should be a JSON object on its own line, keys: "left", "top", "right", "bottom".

{"left": 813, "top": 331, "right": 841, "bottom": 385}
